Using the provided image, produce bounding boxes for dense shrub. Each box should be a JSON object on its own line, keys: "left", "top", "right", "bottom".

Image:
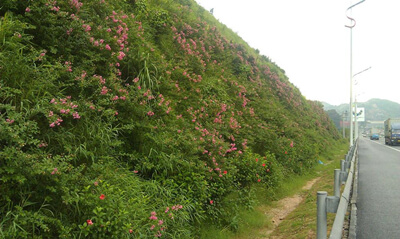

{"left": 0, "top": 0, "right": 339, "bottom": 237}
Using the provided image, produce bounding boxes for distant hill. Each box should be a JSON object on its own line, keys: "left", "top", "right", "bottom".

{"left": 323, "top": 99, "right": 400, "bottom": 121}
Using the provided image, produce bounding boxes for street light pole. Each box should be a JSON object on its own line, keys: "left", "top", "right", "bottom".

{"left": 345, "top": 0, "right": 366, "bottom": 147}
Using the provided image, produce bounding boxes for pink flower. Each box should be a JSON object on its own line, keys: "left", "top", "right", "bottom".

{"left": 100, "top": 86, "right": 108, "bottom": 95}
{"left": 129, "top": 229, "right": 133, "bottom": 233}
{"left": 149, "top": 211, "right": 157, "bottom": 220}
{"left": 133, "top": 170, "right": 138, "bottom": 173}
{"left": 25, "top": 7, "right": 31, "bottom": 12}
{"left": 112, "top": 95, "right": 119, "bottom": 101}
{"left": 87, "top": 219, "right": 93, "bottom": 225}
{"left": 38, "top": 142, "right": 48, "bottom": 148}
{"left": 73, "top": 112, "right": 81, "bottom": 119}
{"left": 67, "top": 28, "right": 74, "bottom": 35}
{"left": 51, "top": 168, "right": 58, "bottom": 175}
{"left": 158, "top": 220, "right": 163, "bottom": 225}
{"left": 99, "top": 194, "right": 105, "bottom": 200}
{"left": 147, "top": 111, "right": 154, "bottom": 116}
{"left": 117, "top": 51, "right": 126, "bottom": 60}
{"left": 105, "top": 44, "right": 111, "bottom": 51}
{"left": 82, "top": 24, "right": 91, "bottom": 32}
{"left": 210, "top": 200, "right": 214, "bottom": 205}
{"left": 290, "top": 141, "right": 294, "bottom": 147}
{"left": 150, "top": 225, "right": 155, "bottom": 230}
{"left": 56, "top": 118, "right": 63, "bottom": 125}
{"left": 49, "top": 122, "right": 56, "bottom": 128}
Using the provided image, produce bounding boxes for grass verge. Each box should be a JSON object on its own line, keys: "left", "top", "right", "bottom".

{"left": 199, "top": 140, "right": 349, "bottom": 239}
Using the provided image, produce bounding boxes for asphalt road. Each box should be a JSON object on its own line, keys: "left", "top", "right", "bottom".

{"left": 356, "top": 137, "right": 400, "bottom": 238}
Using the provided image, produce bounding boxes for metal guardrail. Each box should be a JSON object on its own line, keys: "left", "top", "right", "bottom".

{"left": 317, "top": 142, "right": 358, "bottom": 239}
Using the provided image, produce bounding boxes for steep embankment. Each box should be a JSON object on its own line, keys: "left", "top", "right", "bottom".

{"left": 0, "top": 0, "right": 339, "bottom": 237}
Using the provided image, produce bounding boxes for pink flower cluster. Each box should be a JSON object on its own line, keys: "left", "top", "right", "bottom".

{"left": 48, "top": 97, "right": 81, "bottom": 127}
{"left": 82, "top": 24, "right": 91, "bottom": 32}
{"left": 49, "top": 118, "right": 63, "bottom": 128}
{"left": 69, "top": 0, "right": 83, "bottom": 12}
{"left": 5, "top": 119, "right": 14, "bottom": 124}
{"left": 149, "top": 211, "right": 158, "bottom": 220}
{"left": 51, "top": 168, "right": 58, "bottom": 175}
{"left": 148, "top": 204, "right": 183, "bottom": 237}
{"left": 64, "top": 61, "right": 72, "bottom": 72}
{"left": 38, "top": 142, "right": 48, "bottom": 148}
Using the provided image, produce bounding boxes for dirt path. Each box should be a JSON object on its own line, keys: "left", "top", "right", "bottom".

{"left": 260, "top": 177, "right": 321, "bottom": 238}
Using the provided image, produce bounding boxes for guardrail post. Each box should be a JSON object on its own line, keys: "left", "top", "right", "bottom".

{"left": 334, "top": 169, "right": 341, "bottom": 197}
{"left": 340, "top": 160, "right": 347, "bottom": 183}
{"left": 317, "top": 191, "right": 328, "bottom": 239}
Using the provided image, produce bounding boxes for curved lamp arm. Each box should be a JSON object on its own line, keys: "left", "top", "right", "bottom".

{"left": 345, "top": 0, "right": 366, "bottom": 28}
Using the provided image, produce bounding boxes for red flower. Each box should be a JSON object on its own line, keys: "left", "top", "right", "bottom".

{"left": 257, "top": 179, "right": 261, "bottom": 182}
{"left": 255, "top": 158, "right": 258, "bottom": 162}
{"left": 223, "top": 171, "right": 227, "bottom": 174}
{"left": 210, "top": 200, "right": 214, "bottom": 205}
{"left": 99, "top": 194, "right": 105, "bottom": 200}
{"left": 129, "top": 229, "right": 133, "bottom": 234}
{"left": 262, "top": 163, "right": 266, "bottom": 167}
{"left": 87, "top": 219, "right": 93, "bottom": 225}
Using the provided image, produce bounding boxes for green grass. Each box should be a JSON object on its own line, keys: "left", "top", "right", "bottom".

{"left": 199, "top": 140, "right": 348, "bottom": 239}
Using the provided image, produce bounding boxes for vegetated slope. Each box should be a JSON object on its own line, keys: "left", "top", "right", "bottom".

{"left": 0, "top": 0, "right": 339, "bottom": 238}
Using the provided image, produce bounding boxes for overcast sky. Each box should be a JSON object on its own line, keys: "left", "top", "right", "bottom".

{"left": 195, "top": 0, "right": 400, "bottom": 105}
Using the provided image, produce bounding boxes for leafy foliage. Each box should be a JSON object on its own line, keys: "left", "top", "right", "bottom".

{"left": 0, "top": 0, "right": 339, "bottom": 237}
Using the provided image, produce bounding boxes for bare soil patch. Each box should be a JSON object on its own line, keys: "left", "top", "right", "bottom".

{"left": 260, "top": 177, "right": 321, "bottom": 238}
